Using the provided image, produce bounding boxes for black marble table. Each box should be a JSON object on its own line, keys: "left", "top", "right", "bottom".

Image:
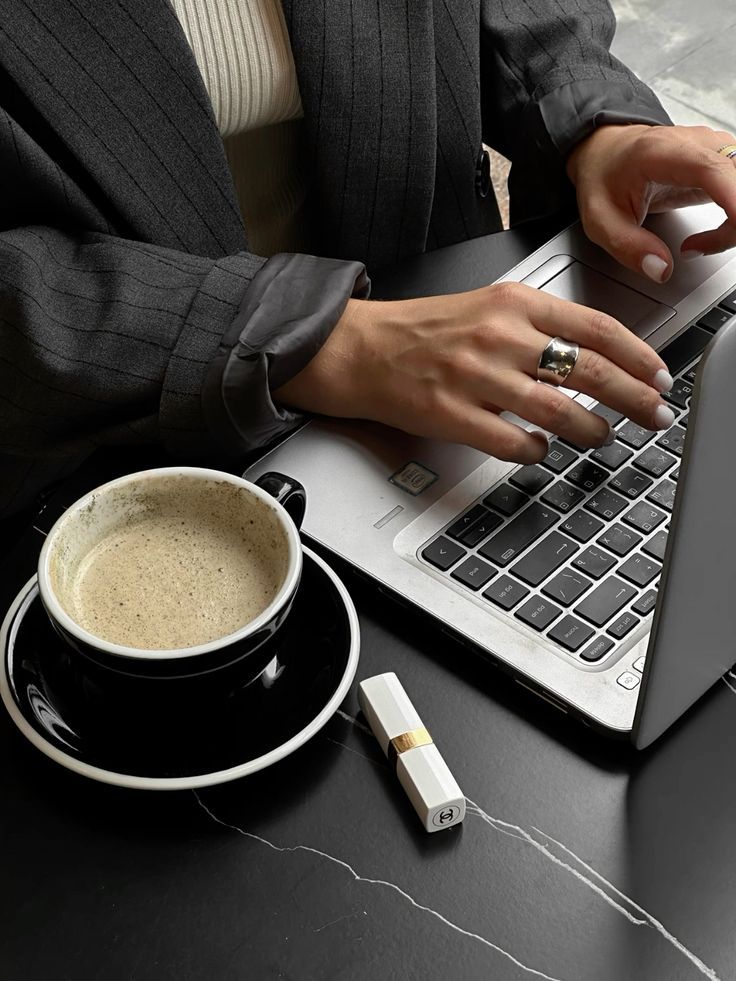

{"left": 2, "top": 221, "right": 735, "bottom": 981}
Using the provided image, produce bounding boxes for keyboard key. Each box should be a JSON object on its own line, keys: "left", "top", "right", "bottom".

{"left": 608, "top": 467, "right": 654, "bottom": 499}
{"left": 510, "top": 531, "right": 578, "bottom": 586}
{"left": 575, "top": 577, "right": 637, "bottom": 626}
{"left": 683, "top": 367, "right": 697, "bottom": 384}
{"left": 671, "top": 467, "right": 680, "bottom": 480}
{"left": 567, "top": 460, "right": 609, "bottom": 491}
{"left": 482, "top": 574, "right": 529, "bottom": 610}
{"left": 617, "top": 671, "right": 640, "bottom": 690}
{"left": 460, "top": 511, "right": 504, "bottom": 547}
{"left": 633, "top": 655, "right": 647, "bottom": 672}
{"left": 632, "top": 589, "right": 658, "bottom": 615}
{"left": 541, "top": 481, "right": 585, "bottom": 513}
{"left": 646, "top": 480, "right": 676, "bottom": 513}
{"left": 540, "top": 441, "right": 579, "bottom": 474}
{"left": 661, "top": 378, "right": 693, "bottom": 410}
{"left": 446, "top": 505, "right": 488, "bottom": 542}
{"left": 515, "top": 596, "right": 562, "bottom": 631}
{"left": 509, "top": 465, "right": 554, "bottom": 495}
{"left": 422, "top": 537, "right": 466, "bottom": 570}
{"left": 580, "top": 636, "right": 615, "bottom": 662}
{"left": 718, "top": 288, "right": 736, "bottom": 314}
{"left": 542, "top": 568, "right": 592, "bottom": 606}
{"left": 484, "top": 483, "right": 530, "bottom": 517}
{"left": 633, "top": 446, "right": 676, "bottom": 478}
{"left": 661, "top": 325, "right": 711, "bottom": 375}
{"left": 561, "top": 509, "right": 605, "bottom": 543}
{"left": 596, "top": 523, "right": 642, "bottom": 557}
{"left": 585, "top": 487, "right": 628, "bottom": 520}
{"left": 591, "top": 403, "right": 624, "bottom": 427}
{"left": 618, "top": 553, "right": 661, "bottom": 587}
{"left": 607, "top": 611, "right": 640, "bottom": 639}
{"left": 617, "top": 421, "right": 656, "bottom": 449}
{"left": 572, "top": 545, "right": 617, "bottom": 579}
{"left": 698, "top": 307, "right": 731, "bottom": 333}
{"left": 623, "top": 501, "right": 667, "bottom": 534}
{"left": 548, "top": 615, "right": 595, "bottom": 652}
{"left": 478, "top": 502, "right": 558, "bottom": 566}
{"left": 590, "top": 441, "right": 633, "bottom": 470}
{"left": 642, "top": 529, "right": 668, "bottom": 562}
{"left": 679, "top": 412, "right": 689, "bottom": 429}
{"left": 451, "top": 556, "right": 496, "bottom": 590}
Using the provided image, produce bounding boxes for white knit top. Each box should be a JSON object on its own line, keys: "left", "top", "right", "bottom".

{"left": 170, "top": 0, "right": 310, "bottom": 256}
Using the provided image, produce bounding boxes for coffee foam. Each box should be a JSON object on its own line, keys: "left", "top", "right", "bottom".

{"left": 48, "top": 476, "right": 290, "bottom": 650}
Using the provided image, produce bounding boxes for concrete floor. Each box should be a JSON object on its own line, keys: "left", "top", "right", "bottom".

{"left": 490, "top": 0, "right": 736, "bottom": 226}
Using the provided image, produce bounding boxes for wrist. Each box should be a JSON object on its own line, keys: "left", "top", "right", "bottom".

{"left": 272, "top": 297, "right": 373, "bottom": 417}
{"left": 566, "top": 123, "right": 651, "bottom": 186}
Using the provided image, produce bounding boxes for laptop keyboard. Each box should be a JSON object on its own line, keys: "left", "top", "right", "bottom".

{"left": 419, "top": 288, "right": 736, "bottom": 669}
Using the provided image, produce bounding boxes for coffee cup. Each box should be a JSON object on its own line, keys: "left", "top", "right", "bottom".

{"left": 37, "top": 467, "right": 306, "bottom": 680}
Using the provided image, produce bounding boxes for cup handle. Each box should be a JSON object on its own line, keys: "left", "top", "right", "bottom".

{"left": 254, "top": 472, "right": 306, "bottom": 530}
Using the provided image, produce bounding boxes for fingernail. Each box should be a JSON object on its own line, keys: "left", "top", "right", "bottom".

{"left": 642, "top": 254, "right": 670, "bottom": 283}
{"left": 654, "top": 404, "right": 676, "bottom": 430}
{"left": 681, "top": 250, "right": 705, "bottom": 262}
{"left": 530, "top": 429, "right": 549, "bottom": 449}
{"left": 653, "top": 368, "right": 673, "bottom": 393}
{"left": 603, "top": 426, "right": 616, "bottom": 446}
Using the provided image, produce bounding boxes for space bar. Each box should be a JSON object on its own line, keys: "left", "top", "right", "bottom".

{"left": 478, "top": 503, "right": 557, "bottom": 566}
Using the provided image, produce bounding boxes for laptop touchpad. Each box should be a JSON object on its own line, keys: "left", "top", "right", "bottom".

{"left": 522, "top": 256, "right": 675, "bottom": 339}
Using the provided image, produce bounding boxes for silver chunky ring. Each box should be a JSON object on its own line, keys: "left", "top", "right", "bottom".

{"left": 536, "top": 336, "right": 580, "bottom": 385}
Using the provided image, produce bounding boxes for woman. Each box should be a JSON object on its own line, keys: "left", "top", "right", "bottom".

{"left": 1, "top": 0, "right": 734, "bottom": 516}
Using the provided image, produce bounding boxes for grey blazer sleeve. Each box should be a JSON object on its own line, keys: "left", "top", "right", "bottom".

{"left": 0, "top": 225, "right": 367, "bottom": 515}
{"left": 480, "top": 0, "right": 672, "bottom": 221}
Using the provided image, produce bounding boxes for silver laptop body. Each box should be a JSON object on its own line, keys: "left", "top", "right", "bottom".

{"left": 247, "top": 203, "right": 736, "bottom": 748}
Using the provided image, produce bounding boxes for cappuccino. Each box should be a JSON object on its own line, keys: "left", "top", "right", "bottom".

{"left": 48, "top": 477, "right": 289, "bottom": 650}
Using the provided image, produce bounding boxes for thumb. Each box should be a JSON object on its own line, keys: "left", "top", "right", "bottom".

{"left": 582, "top": 195, "right": 675, "bottom": 284}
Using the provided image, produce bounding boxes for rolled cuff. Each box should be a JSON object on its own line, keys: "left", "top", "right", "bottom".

{"left": 538, "top": 78, "right": 673, "bottom": 159}
{"left": 203, "top": 252, "right": 370, "bottom": 455}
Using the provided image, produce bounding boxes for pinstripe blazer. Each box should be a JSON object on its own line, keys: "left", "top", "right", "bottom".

{"left": 0, "top": 0, "right": 669, "bottom": 516}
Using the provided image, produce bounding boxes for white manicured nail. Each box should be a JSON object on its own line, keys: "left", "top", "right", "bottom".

{"left": 642, "top": 254, "right": 670, "bottom": 283}
{"left": 653, "top": 368, "right": 673, "bottom": 393}
{"left": 654, "top": 404, "right": 676, "bottom": 430}
{"left": 681, "top": 250, "right": 705, "bottom": 261}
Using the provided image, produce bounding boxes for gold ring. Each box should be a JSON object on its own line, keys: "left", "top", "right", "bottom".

{"left": 537, "top": 336, "right": 580, "bottom": 385}
{"left": 717, "top": 143, "right": 736, "bottom": 159}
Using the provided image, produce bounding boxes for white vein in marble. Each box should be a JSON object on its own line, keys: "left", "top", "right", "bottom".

{"left": 466, "top": 801, "right": 720, "bottom": 981}
{"left": 338, "top": 708, "right": 721, "bottom": 980}
{"left": 193, "top": 792, "right": 569, "bottom": 981}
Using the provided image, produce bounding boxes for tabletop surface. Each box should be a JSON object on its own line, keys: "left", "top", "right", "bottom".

{"left": 2, "top": 220, "right": 735, "bottom": 981}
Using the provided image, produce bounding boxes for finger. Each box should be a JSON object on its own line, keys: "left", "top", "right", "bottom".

{"left": 563, "top": 349, "right": 675, "bottom": 432}
{"left": 636, "top": 138, "right": 736, "bottom": 225}
{"left": 583, "top": 133, "right": 736, "bottom": 281}
{"left": 438, "top": 399, "right": 550, "bottom": 464}
{"left": 680, "top": 216, "right": 736, "bottom": 256}
{"left": 582, "top": 190, "right": 675, "bottom": 284}
{"left": 491, "top": 367, "right": 673, "bottom": 449}
{"left": 484, "top": 370, "right": 611, "bottom": 448}
{"left": 524, "top": 294, "right": 671, "bottom": 392}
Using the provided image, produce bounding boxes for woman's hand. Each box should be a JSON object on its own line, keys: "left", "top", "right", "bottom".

{"left": 567, "top": 123, "right": 736, "bottom": 282}
{"left": 273, "top": 283, "right": 674, "bottom": 464}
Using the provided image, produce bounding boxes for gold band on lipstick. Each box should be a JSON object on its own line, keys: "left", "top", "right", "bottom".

{"left": 387, "top": 726, "right": 433, "bottom": 770}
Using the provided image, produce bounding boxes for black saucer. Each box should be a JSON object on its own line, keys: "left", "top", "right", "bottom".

{"left": 0, "top": 547, "right": 360, "bottom": 789}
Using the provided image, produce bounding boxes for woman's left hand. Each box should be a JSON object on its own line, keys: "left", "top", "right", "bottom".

{"left": 566, "top": 123, "right": 736, "bottom": 283}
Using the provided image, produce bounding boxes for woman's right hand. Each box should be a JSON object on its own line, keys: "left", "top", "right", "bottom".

{"left": 273, "top": 281, "right": 675, "bottom": 464}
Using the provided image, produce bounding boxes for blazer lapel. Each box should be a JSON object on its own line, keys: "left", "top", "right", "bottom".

{"left": 0, "top": 0, "right": 245, "bottom": 257}
{"left": 283, "top": 0, "right": 437, "bottom": 270}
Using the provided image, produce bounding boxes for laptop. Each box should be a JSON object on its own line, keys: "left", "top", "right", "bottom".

{"left": 246, "top": 202, "right": 736, "bottom": 749}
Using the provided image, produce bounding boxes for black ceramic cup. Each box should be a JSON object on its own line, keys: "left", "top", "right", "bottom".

{"left": 37, "top": 468, "right": 306, "bottom": 681}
